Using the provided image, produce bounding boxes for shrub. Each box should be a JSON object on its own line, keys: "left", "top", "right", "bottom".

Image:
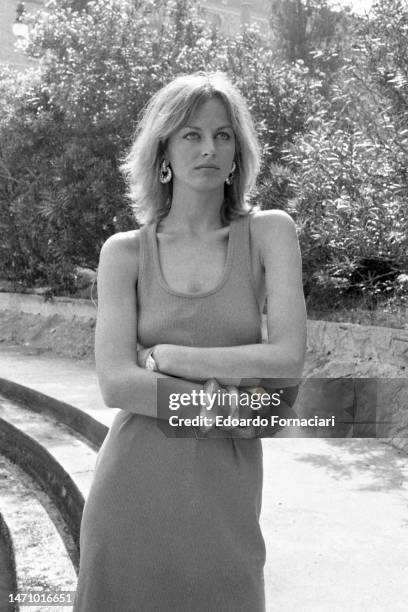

{"left": 2, "top": 0, "right": 406, "bottom": 309}
{"left": 0, "top": 0, "right": 315, "bottom": 293}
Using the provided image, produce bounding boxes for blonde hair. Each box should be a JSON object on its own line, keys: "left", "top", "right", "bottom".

{"left": 120, "top": 71, "right": 261, "bottom": 225}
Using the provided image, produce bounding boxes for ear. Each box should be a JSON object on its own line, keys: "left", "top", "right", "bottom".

{"left": 158, "top": 139, "right": 168, "bottom": 162}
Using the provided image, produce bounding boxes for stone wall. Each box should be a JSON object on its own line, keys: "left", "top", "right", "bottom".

{"left": 0, "top": 292, "right": 407, "bottom": 451}
{"left": 306, "top": 320, "right": 408, "bottom": 377}
{"left": 0, "top": 293, "right": 96, "bottom": 360}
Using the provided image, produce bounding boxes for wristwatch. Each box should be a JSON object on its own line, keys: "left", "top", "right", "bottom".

{"left": 145, "top": 348, "right": 158, "bottom": 371}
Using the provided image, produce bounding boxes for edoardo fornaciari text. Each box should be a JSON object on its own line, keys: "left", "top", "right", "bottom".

{"left": 168, "top": 415, "right": 336, "bottom": 428}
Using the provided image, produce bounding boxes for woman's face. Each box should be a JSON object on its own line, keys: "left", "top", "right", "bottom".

{"left": 165, "top": 97, "right": 236, "bottom": 195}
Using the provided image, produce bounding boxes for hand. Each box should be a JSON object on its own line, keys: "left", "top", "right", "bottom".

{"left": 137, "top": 344, "right": 153, "bottom": 369}
{"left": 219, "top": 386, "right": 272, "bottom": 439}
{"left": 198, "top": 382, "right": 263, "bottom": 439}
{"left": 216, "top": 385, "right": 240, "bottom": 432}
{"left": 198, "top": 378, "right": 222, "bottom": 435}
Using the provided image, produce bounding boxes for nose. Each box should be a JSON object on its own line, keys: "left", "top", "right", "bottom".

{"left": 201, "top": 135, "right": 216, "bottom": 157}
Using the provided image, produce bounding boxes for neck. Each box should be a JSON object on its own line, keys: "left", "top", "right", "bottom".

{"left": 162, "top": 184, "right": 226, "bottom": 233}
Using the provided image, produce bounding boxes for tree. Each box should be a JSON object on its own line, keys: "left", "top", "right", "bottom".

{"left": 282, "top": 0, "right": 408, "bottom": 303}
{"left": 269, "top": 0, "right": 352, "bottom": 75}
{"left": 0, "top": 0, "right": 315, "bottom": 293}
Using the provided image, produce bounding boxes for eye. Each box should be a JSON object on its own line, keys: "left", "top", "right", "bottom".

{"left": 216, "top": 131, "right": 232, "bottom": 140}
{"left": 183, "top": 131, "right": 200, "bottom": 140}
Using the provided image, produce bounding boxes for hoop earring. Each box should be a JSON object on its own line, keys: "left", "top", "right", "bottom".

{"left": 225, "top": 161, "right": 236, "bottom": 186}
{"left": 160, "top": 160, "right": 172, "bottom": 184}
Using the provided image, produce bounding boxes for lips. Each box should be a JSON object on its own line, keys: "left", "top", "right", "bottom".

{"left": 195, "top": 165, "right": 219, "bottom": 169}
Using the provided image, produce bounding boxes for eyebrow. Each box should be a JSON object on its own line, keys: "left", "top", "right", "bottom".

{"left": 182, "top": 124, "right": 234, "bottom": 131}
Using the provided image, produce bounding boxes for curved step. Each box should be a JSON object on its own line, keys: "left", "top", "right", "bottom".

{"left": 0, "top": 377, "right": 107, "bottom": 450}
{"left": 0, "top": 510, "right": 18, "bottom": 612}
{"left": 0, "top": 395, "right": 98, "bottom": 565}
{"left": 0, "top": 455, "right": 76, "bottom": 612}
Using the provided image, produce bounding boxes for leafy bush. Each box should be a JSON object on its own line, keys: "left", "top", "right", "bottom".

{"left": 279, "top": 1, "right": 408, "bottom": 304}
{"left": 1, "top": 0, "right": 407, "bottom": 309}
{"left": 0, "top": 0, "right": 315, "bottom": 293}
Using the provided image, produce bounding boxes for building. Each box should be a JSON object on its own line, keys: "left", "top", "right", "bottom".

{"left": 0, "top": 0, "right": 43, "bottom": 68}
{"left": 200, "top": 0, "right": 269, "bottom": 35}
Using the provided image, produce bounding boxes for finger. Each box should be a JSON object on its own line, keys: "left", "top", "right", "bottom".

{"left": 218, "top": 385, "right": 238, "bottom": 430}
{"left": 137, "top": 349, "right": 149, "bottom": 368}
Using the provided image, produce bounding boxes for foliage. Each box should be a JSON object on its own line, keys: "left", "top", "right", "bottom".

{"left": 268, "top": 0, "right": 352, "bottom": 75}
{"left": 0, "top": 0, "right": 315, "bottom": 293}
{"left": 282, "top": 0, "right": 408, "bottom": 302}
{"left": 1, "top": 0, "right": 407, "bottom": 307}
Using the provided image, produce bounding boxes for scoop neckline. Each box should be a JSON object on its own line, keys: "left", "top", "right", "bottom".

{"left": 150, "top": 219, "right": 237, "bottom": 298}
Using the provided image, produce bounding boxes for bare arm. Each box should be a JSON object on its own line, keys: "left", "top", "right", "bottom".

{"left": 149, "top": 211, "right": 307, "bottom": 386}
{"left": 95, "top": 231, "right": 205, "bottom": 419}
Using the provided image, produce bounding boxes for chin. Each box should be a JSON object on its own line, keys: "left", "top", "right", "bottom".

{"left": 174, "top": 176, "right": 225, "bottom": 194}
{"left": 193, "top": 178, "right": 225, "bottom": 192}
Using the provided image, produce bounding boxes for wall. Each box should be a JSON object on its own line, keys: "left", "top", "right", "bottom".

{"left": 0, "top": 292, "right": 407, "bottom": 451}
{"left": 0, "top": 0, "right": 43, "bottom": 68}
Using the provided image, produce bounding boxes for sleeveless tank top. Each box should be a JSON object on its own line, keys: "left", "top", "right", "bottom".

{"left": 136, "top": 214, "right": 264, "bottom": 350}
{"left": 74, "top": 215, "right": 267, "bottom": 612}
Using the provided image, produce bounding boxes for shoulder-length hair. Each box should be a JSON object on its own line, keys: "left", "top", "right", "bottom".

{"left": 120, "top": 71, "right": 261, "bottom": 225}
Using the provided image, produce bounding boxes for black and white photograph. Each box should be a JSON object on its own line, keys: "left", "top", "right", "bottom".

{"left": 0, "top": 0, "right": 407, "bottom": 611}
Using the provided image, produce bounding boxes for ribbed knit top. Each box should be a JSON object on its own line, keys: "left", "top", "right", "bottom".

{"left": 74, "top": 213, "right": 267, "bottom": 612}
{"left": 136, "top": 213, "right": 263, "bottom": 349}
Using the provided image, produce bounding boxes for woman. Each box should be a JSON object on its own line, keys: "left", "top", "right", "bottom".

{"left": 73, "top": 71, "right": 306, "bottom": 612}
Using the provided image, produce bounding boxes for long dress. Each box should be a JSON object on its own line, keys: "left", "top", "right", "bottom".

{"left": 73, "top": 214, "right": 267, "bottom": 611}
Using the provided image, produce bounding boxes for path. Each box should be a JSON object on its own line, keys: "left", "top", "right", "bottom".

{"left": 0, "top": 344, "right": 407, "bottom": 611}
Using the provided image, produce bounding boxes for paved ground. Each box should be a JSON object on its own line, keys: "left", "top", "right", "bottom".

{"left": 0, "top": 344, "right": 408, "bottom": 611}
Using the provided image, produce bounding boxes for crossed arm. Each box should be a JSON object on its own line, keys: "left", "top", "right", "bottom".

{"left": 95, "top": 211, "right": 306, "bottom": 419}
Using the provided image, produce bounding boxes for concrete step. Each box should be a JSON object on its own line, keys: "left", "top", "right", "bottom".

{"left": 0, "top": 394, "right": 98, "bottom": 563}
{"left": 0, "top": 509, "right": 17, "bottom": 612}
{"left": 0, "top": 455, "right": 76, "bottom": 612}
{"left": 0, "top": 377, "right": 108, "bottom": 450}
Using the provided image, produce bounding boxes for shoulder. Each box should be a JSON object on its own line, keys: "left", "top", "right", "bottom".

{"left": 98, "top": 229, "right": 142, "bottom": 282}
{"left": 100, "top": 229, "right": 141, "bottom": 257}
{"left": 248, "top": 210, "right": 299, "bottom": 263}
{"left": 249, "top": 209, "right": 297, "bottom": 239}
